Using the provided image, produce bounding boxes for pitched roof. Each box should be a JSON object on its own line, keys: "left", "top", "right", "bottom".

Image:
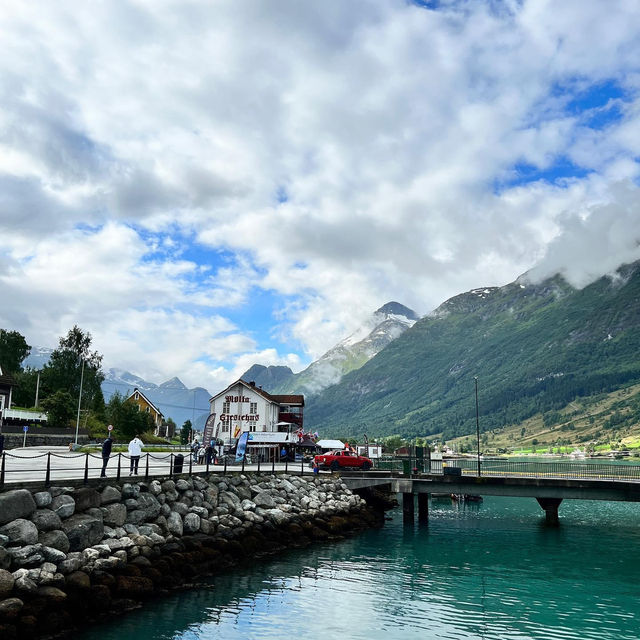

{"left": 0, "top": 363, "right": 16, "bottom": 387}
{"left": 126, "top": 387, "right": 164, "bottom": 417}
{"left": 209, "top": 379, "right": 304, "bottom": 406}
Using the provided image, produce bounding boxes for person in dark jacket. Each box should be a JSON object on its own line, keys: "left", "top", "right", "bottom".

{"left": 101, "top": 433, "right": 113, "bottom": 477}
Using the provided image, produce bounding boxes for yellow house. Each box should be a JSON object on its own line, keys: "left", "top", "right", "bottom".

{"left": 125, "top": 387, "right": 164, "bottom": 430}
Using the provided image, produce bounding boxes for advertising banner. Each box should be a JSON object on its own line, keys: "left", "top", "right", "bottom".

{"left": 235, "top": 430, "right": 249, "bottom": 463}
{"left": 203, "top": 413, "right": 216, "bottom": 445}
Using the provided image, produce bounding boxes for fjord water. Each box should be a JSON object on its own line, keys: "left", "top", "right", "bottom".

{"left": 79, "top": 497, "right": 640, "bottom": 640}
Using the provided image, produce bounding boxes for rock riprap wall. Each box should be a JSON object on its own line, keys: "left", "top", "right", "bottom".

{"left": 0, "top": 474, "right": 380, "bottom": 639}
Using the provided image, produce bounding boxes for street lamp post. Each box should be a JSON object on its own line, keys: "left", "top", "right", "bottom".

{"left": 474, "top": 376, "right": 481, "bottom": 476}
{"left": 74, "top": 359, "right": 85, "bottom": 445}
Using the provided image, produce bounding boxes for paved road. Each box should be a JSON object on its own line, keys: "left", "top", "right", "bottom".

{"left": 0, "top": 447, "right": 316, "bottom": 485}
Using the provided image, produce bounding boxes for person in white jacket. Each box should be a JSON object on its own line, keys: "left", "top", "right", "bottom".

{"left": 128, "top": 434, "right": 144, "bottom": 475}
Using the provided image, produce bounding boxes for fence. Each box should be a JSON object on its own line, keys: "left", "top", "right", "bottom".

{"left": 0, "top": 449, "right": 314, "bottom": 488}
{"left": 373, "top": 456, "right": 640, "bottom": 481}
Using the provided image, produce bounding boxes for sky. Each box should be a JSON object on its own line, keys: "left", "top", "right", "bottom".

{"left": 1, "top": 0, "right": 640, "bottom": 392}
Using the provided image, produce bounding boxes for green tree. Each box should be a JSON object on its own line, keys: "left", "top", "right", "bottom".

{"left": 106, "top": 392, "right": 153, "bottom": 440}
{"left": 180, "top": 419, "right": 192, "bottom": 444}
{"left": 40, "top": 390, "right": 75, "bottom": 429}
{"left": 41, "top": 326, "right": 105, "bottom": 415}
{"left": 0, "top": 329, "right": 31, "bottom": 374}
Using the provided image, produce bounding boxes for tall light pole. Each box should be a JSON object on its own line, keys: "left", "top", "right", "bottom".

{"left": 474, "top": 376, "right": 481, "bottom": 476}
{"left": 74, "top": 358, "right": 85, "bottom": 445}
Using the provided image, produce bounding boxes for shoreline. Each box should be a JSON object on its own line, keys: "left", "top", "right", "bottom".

{"left": 0, "top": 473, "right": 388, "bottom": 640}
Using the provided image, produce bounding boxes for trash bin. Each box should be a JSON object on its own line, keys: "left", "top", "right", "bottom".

{"left": 173, "top": 453, "right": 184, "bottom": 474}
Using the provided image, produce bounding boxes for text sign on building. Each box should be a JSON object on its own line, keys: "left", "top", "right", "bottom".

{"left": 247, "top": 432, "right": 291, "bottom": 443}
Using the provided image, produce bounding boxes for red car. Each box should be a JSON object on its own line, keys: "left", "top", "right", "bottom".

{"left": 314, "top": 449, "right": 373, "bottom": 471}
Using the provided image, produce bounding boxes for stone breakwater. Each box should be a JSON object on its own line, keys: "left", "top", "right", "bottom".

{"left": 0, "top": 473, "right": 382, "bottom": 639}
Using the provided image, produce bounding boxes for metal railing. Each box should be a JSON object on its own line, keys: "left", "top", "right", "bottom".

{"left": 0, "top": 450, "right": 313, "bottom": 488}
{"left": 373, "top": 456, "right": 640, "bottom": 481}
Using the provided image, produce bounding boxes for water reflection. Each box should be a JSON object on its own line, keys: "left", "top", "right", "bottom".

{"left": 77, "top": 497, "right": 640, "bottom": 640}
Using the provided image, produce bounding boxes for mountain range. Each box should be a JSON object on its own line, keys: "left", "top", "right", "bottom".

{"left": 300, "top": 260, "right": 640, "bottom": 441}
{"left": 242, "top": 302, "right": 419, "bottom": 396}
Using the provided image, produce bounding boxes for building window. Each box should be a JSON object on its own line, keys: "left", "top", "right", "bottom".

{"left": 249, "top": 422, "right": 256, "bottom": 432}
{"left": 250, "top": 402, "right": 257, "bottom": 414}
{"left": 146, "top": 407, "right": 150, "bottom": 413}
{"left": 221, "top": 422, "right": 229, "bottom": 433}
{"left": 223, "top": 401, "right": 230, "bottom": 414}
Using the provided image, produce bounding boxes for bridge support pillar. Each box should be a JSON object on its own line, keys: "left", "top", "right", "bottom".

{"left": 402, "top": 492, "right": 414, "bottom": 523}
{"left": 536, "top": 497, "right": 563, "bottom": 525}
{"left": 418, "top": 493, "right": 429, "bottom": 524}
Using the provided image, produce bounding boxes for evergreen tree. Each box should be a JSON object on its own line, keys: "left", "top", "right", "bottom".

{"left": 180, "top": 419, "right": 192, "bottom": 444}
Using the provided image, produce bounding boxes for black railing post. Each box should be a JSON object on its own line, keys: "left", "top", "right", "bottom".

{"left": 300, "top": 457, "right": 304, "bottom": 477}
{"left": 206, "top": 455, "right": 210, "bottom": 475}
{"left": 117, "top": 453, "right": 121, "bottom": 480}
{"left": 223, "top": 456, "right": 227, "bottom": 474}
{"left": 257, "top": 455, "right": 261, "bottom": 475}
{"left": 169, "top": 453, "right": 174, "bottom": 478}
{"left": 84, "top": 453, "right": 89, "bottom": 485}
{"left": 1, "top": 452, "right": 5, "bottom": 487}
{"left": 272, "top": 456, "right": 275, "bottom": 475}
{"left": 145, "top": 453, "right": 149, "bottom": 479}
{"left": 45, "top": 452, "right": 51, "bottom": 487}
{"left": 241, "top": 454, "right": 246, "bottom": 473}
{"left": 189, "top": 452, "right": 193, "bottom": 476}
{"left": 285, "top": 456, "right": 288, "bottom": 474}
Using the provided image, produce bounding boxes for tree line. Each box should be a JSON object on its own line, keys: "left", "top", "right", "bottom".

{"left": 0, "top": 327, "right": 185, "bottom": 442}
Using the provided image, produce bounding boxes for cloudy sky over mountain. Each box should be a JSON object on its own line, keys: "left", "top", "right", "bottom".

{"left": 1, "top": 0, "right": 640, "bottom": 390}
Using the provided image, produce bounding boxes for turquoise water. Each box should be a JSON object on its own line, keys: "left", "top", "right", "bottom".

{"left": 78, "top": 496, "right": 640, "bottom": 640}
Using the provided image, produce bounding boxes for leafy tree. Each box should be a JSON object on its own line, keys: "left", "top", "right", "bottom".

{"left": 40, "top": 390, "right": 75, "bottom": 429}
{"left": 180, "top": 419, "right": 192, "bottom": 444}
{"left": 106, "top": 392, "right": 153, "bottom": 440}
{"left": 41, "top": 326, "right": 105, "bottom": 415}
{"left": 0, "top": 329, "right": 31, "bottom": 374}
{"left": 12, "top": 368, "right": 39, "bottom": 407}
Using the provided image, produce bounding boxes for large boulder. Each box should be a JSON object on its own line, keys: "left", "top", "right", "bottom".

{"left": 166, "top": 512, "right": 183, "bottom": 537}
{"left": 183, "top": 513, "right": 200, "bottom": 534}
{"left": 253, "top": 492, "right": 276, "bottom": 509}
{"left": 100, "top": 486, "right": 122, "bottom": 505}
{"left": 63, "top": 515, "right": 104, "bottom": 552}
{"left": 102, "top": 504, "right": 127, "bottom": 528}
{"left": 50, "top": 495, "right": 75, "bottom": 520}
{"left": 38, "top": 531, "right": 70, "bottom": 554}
{"left": 126, "top": 494, "right": 161, "bottom": 525}
{"left": 0, "top": 569, "right": 14, "bottom": 598}
{"left": 29, "top": 509, "right": 63, "bottom": 532}
{"left": 33, "top": 492, "right": 52, "bottom": 508}
{"left": 0, "top": 491, "right": 36, "bottom": 526}
{"left": 0, "top": 520, "right": 38, "bottom": 547}
{"left": 73, "top": 488, "right": 101, "bottom": 512}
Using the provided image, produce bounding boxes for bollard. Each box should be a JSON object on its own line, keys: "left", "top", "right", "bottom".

{"left": 117, "top": 453, "right": 121, "bottom": 480}
{"left": 169, "top": 453, "right": 174, "bottom": 478}
{"left": 84, "top": 453, "right": 89, "bottom": 485}
{"left": 1, "top": 452, "right": 6, "bottom": 487}
{"left": 189, "top": 453, "right": 193, "bottom": 476}
{"left": 257, "top": 456, "right": 261, "bottom": 475}
{"left": 145, "top": 453, "right": 149, "bottom": 479}
{"left": 272, "top": 457, "right": 275, "bottom": 475}
{"left": 45, "top": 452, "right": 51, "bottom": 487}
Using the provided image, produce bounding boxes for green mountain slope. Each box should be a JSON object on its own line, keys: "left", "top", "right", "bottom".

{"left": 305, "top": 261, "right": 640, "bottom": 441}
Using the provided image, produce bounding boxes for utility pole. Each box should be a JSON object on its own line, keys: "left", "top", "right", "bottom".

{"left": 74, "top": 359, "right": 85, "bottom": 445}
{"left": 35, "top": 371, "right": 40, "bottom": 408}
{"left": 475, "top": 376, "right": 481, "bottom": 477}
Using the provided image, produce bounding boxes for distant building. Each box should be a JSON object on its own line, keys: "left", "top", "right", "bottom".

{"left": 208, "top": 379, "right": 304, "bottom": 456}
{"left": 125, "top": 387, "right": 164, "bottom": 434}
{"left": 0, "top": 363, "right": 16, "bottom": 421}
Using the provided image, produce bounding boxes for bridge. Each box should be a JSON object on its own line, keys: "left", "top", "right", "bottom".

{"left": 341, "top": 460, "right": 640, "bottom": 524}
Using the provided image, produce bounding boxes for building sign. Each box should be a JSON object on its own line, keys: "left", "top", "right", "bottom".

{"left": 247, "top": 432, "right": 291, "bottom": 444}
{"left": 220, "top": 413, "right": 259, "bottom": 422}
{"left": 226, "top": 395, "right": 250, "bottom": 403}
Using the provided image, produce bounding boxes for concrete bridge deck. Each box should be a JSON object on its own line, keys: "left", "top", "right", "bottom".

{"left": 341, "top": 471, "right": 640, "bottom": 524}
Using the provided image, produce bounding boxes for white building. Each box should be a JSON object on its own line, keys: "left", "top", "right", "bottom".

{"left": 208, "top": 379, "right": 304, "bottom": 457}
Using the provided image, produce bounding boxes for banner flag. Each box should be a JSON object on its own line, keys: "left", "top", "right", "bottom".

{"left": 203, "top": 413, "right": 216, "bottom": 445}
{"left": 235, "top": 431, "right": 249, "bottom": 463}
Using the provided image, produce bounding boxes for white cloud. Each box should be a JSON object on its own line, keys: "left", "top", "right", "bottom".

{"left": 1, "top": 0, "right": 640, "bottom": 387}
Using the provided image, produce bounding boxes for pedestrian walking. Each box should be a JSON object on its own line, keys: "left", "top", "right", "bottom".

{"left": 191, "top": 439, "right": 200, "bottom": 462}
{"left": 128, "top": 434, "right": 144, "bottom": 475}
{"left": 101, "top": 434, "right": 113, "bottom": 477}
